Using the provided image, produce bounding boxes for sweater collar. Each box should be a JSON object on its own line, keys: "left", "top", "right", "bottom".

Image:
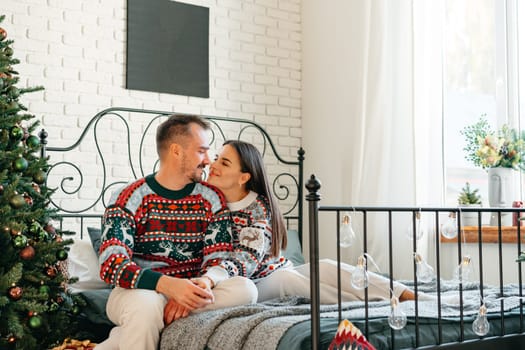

{"left": 145, "top": 174, "right": 196, "bottom": 200}
{"left": 227, "top": 191, "right": 258, "bottom": 211}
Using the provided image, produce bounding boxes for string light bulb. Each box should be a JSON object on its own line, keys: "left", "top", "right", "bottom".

{"left": 350, "top": 255, "right": 369, "bottom": 290}
{"left": 472, "top": 303, "right": 490, "bottom": 336}
{"left": 414, "top": 253, "right": 435, "bottom": 283}
{"left": 388, "top": 296, "right": 407, "bottom": 330}
{"left": 441, "top": 212, "right": 458, "bottom": 239}
{"left": 454, "top": 255, "right": 472, "bottom": 283}
{"left": 339, "top": 212, "right": 356, "bottom": 248}
{"left": 406, "top": 211, "right": 425, "bottom": 241}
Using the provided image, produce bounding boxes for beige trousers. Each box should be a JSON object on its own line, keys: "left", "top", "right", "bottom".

{"left": 95, "top": 276, "right": 257, "bottom": 350}
{"left": 256, "top": 258, "right": 408, "bottom": 303}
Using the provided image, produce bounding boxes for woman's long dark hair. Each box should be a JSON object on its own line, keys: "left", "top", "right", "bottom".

{"left": 223, "top": 140, "right": 287, "bottom": 256}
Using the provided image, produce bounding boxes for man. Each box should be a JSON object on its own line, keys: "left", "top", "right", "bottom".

{"left": 95, "top": 115, "right": 257, "bottom": 350}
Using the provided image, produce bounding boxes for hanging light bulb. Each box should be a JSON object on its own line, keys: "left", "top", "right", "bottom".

{"left": 441, "top": 212, "right": 458, "bottom": 239}
{"left": 388, "top": 296, "right": 407, "bottom": 330}
{"left": 351, "top": 255, "right": 369, "bottom": 290}
{"left": 454, "top": 255, "right": 472, "bottom": 283}
{"left": 414, "top": 253, "right": 435, "bottom": 283}
{"left": 406, "top": 211, "right": 425, "bottom": 241}
{"left": 339, "top": 212, "right": 356, "bottom": 248}
{"left": 472, "top": 303, "right": 490, "bottom": 336}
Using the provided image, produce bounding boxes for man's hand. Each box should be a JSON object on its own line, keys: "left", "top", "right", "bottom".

{"left": 156, "top": 275, "right": 214, "bottom": 310}
{"left": 164, "top": 299, "right": 191, "bottom": 325}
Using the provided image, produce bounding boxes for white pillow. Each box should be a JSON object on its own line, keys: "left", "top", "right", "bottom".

{"left": 67, "top": 238, "right": 110, "bottom": 292}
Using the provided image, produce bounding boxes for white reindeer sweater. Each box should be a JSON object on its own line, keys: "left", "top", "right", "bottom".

{"left": 228, "top": 191, "right": 291, "bottom": 280}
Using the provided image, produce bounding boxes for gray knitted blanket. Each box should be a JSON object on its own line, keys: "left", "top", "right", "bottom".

{"left": 159, "top": 280, "right": 524, "bottom": 350}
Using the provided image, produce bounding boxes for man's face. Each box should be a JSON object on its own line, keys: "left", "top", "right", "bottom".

{"left": 181, "top": 124, "right": 210, "bottom": 182}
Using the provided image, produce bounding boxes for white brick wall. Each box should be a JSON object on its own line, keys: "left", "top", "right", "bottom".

{"left": 2, "top": 0, "right": 302, "bottom": 216}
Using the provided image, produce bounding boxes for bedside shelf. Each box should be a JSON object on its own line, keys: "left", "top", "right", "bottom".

{"left": 440, "top": 226, "right": 525, "bottom": 243}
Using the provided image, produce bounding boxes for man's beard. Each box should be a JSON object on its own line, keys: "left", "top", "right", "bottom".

{"left": 188, "top": 164, "right": 205, "bottom": 182}
{"left": 182, "top": 154, "right": 205, "bottom": 182}
{"left": 190, "top": 168, "right": 203, "bottom": 182}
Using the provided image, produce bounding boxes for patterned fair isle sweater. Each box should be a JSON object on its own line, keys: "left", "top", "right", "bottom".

{"left": 228, "top": 191, "right": 292, "bottom": 281}
{"left": 99, "top": 174, "right": 238, "bottom": 290}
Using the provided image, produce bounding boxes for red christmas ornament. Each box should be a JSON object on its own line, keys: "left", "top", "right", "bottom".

{"left": 20, "top": 245, "right": 35, "bottom": 260}
{"left": 7, "top": 285, "right": 23, "bottom": 301}
{"left": 44, "top": 224, "right": 56, "bottom": 235}
{"left": 0, "top": 27, "right": 6, "bottom": 41}
{"left": 45, "top": 266, "right": 57, "bottom": 278}
{"left": 23, "top": 193, "right": 33, "bottom": 206}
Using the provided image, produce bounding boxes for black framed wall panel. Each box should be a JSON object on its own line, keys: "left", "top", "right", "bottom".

{"left": 126, "top": 0, "right": 210, "bottom": 98}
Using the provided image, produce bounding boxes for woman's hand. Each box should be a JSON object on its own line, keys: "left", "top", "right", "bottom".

{"left": 191, "top": 276, "right": 214, "bottom": 291}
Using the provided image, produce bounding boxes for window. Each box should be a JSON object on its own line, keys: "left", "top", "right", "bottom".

{"left": 443, "top": 0, "right": 524, "bottom": 216}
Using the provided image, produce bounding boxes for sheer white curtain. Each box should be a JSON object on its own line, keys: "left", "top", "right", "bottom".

{"left": 341, "top": 1, "right": 444, "bottom": 279}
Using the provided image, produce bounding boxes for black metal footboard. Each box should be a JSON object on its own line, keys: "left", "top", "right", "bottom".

{"left": 306, "top": 174, "right": 525, "bottom": 350}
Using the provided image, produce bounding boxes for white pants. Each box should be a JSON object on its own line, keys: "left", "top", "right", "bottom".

{"left": 256, "top": 259, "right": 408, "bottom": 303}
{"left": 95, "top": 276, "right": 257, "bottom": 350}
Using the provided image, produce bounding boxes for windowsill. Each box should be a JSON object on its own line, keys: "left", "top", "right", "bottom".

{"left": 440, "top": 226, "right": 525, "bottom": 243}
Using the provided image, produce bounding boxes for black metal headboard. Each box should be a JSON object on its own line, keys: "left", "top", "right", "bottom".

{"left": 39, "top": 107, "right": 305, "bottom": 245}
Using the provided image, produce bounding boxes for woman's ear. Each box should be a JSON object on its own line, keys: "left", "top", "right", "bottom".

{"left": 239, "top": 172, "right": 251, "bottom": 186}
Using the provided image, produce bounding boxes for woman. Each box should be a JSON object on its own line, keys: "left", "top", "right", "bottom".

{"left": 207, "top": 140, "right": 417, "bottom": 303}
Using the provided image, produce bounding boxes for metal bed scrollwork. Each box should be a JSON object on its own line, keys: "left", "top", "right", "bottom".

{"left": 39, "top": 107, "right": 304, "bottom": 244}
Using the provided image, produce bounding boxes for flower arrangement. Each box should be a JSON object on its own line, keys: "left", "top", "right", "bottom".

{"left": 461, "top": 116, "right": 525, "bottom": 170}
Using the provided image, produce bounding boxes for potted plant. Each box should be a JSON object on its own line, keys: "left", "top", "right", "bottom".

{"left": 458, "top": 182, "right": 482, "bottom": 226}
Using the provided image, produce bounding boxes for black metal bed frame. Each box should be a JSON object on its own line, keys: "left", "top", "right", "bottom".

{"left": 306, "top": 174, "right": 525, "bottom": 350}
{"left": 41, "top": 107, "right": 525, "bottom": 349}
{"left": 39, "top": 107, "right": 305, "bottom": 244}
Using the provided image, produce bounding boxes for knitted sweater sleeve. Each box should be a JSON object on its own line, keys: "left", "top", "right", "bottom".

{"left": 200, "top": 206, "right": 238, "bottom": 284}
{"left": 98, "top": 205, "right": 162, "bottom": 290}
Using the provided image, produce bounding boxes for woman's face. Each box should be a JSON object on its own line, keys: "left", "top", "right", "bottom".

{"left": 208, "top": 144, "right": 249, "bottom": 193}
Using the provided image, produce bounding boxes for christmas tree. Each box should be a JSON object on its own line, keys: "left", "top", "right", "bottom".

{"left": 0, "top": 15, "right": 83, "bottom": 349}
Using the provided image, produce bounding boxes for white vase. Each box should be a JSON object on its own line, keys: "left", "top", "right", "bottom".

{"left": 488, "top": 167, "right": 517, "bottom": 226}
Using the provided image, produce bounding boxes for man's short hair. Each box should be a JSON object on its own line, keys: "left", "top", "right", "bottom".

{"left": 156, "top": 114, "right": 210, "bottom": 156}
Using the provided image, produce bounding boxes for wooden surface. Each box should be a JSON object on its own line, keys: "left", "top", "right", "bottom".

{"left": 440, "top": 226, "right": 525, "bottom": 243}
